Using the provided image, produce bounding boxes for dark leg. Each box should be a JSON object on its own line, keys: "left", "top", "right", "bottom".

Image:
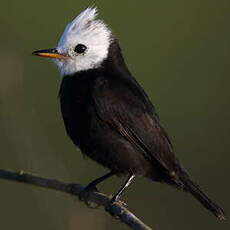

{"left": 111, "top": 174, "right": 135, "bottom": 202}
{"left": 79, "top": 171, "right": 115, "bottom": 206}
{"left": 86, "top": 171, "right": 115, "bottom": 189}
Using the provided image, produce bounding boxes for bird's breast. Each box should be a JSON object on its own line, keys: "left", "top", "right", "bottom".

{"left": 59, "top": 75, "right": 95, "bottom": 146}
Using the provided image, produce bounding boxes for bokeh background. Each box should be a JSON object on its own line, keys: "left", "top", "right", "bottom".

{"left": 0, "top": 0, "right": 229, "bottom": 229}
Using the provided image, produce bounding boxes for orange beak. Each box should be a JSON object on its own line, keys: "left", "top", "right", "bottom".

{"left": 32, "top": 48, "right": 69, "bottom": 59}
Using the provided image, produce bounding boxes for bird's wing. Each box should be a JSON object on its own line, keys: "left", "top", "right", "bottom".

{"left": 92, "top": 76, "right": 179, "bottom": 175}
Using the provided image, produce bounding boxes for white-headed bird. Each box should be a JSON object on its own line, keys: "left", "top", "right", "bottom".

{"left": 33, "top": 7, "right": 225, "bottom": 220}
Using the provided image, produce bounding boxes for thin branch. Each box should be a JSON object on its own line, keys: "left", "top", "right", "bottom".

{"left": 0, "top": 169, "right": 152, "bottom": 230}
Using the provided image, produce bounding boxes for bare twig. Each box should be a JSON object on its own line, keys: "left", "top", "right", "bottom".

{"left": 0, "top": 169, "right": 152, "bottom": 230}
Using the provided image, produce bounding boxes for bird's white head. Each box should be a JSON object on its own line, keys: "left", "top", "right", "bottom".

{"left": 33, "top": 7, "right": 112, "bottom": 76}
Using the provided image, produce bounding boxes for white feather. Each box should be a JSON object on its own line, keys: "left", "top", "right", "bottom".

{"left": 54, "top": 7, "right": 112, "bottom": 76}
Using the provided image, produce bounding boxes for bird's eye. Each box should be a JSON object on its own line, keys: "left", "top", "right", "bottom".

{"left": 74, "top": 44, "right": 87, "bottom": 54}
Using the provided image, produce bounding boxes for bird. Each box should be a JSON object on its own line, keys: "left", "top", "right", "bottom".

{"left": 32, "top": 7, "right": 225, "bottom": 220}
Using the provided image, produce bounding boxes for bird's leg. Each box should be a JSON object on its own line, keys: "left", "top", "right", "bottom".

{"left": 85, "top": 171, "right": 115, "bottom": 191}
{"left": 79, "top": 171, "right": 114, "bottom": 207}
{"left": 111, "top": 174, "right": 135, "bottom": 203}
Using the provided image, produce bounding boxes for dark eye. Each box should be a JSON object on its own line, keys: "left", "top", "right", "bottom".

{"left": 74, "top": 44, "right": 87, "bottom": 54}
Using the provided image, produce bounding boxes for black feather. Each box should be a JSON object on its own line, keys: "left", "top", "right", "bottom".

{"left": 59, "top": 39, "right": 226, "bottom": 220}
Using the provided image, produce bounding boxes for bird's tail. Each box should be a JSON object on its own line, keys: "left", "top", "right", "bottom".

{"left": 178, "top": 172, "right": 226, "bottom": 220}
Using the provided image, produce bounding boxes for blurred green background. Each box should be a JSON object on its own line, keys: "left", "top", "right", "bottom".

{"left": 0, "top": 0, "right": 229, "bottom": 229}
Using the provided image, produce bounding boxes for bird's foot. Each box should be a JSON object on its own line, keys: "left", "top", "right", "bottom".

{"left": 109, "top": 194, "right": 127, "bottom": 208}
{"left": 104, "top": 195, "right": 127, "bottom": 218}
{"left": 110, "top": 194, "right": 127, "bottom": 206}
{"left": 79, "top": 184, "right": 100, "bottom": 208}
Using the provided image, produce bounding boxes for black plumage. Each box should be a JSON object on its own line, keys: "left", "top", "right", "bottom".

{"left": 59, "top": 40, "right": 225, "bottom": 220}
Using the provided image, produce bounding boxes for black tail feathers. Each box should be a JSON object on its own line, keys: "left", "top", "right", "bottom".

{"left": 179, "top": 172, "right": 226, "bottom": 220}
